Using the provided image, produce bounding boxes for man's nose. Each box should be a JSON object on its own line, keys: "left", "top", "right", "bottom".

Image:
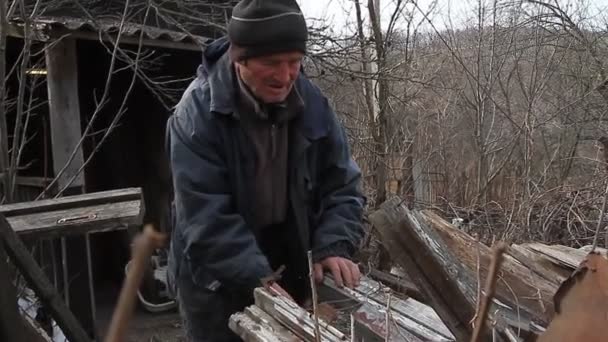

{"left": 275, "top": 63, "right": 294, "bottom": 83}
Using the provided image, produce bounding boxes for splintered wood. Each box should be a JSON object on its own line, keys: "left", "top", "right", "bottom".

{"left": 369, "top": 197, "right": 560, "bottom": 340}
{"left": 230, "top": 196, "right": 608, "bottom": 342}
{"left": 324, "top": 277, "right": 454, "bottom": 342}
{"left": 230, "top": 287, "right": 347, "bottom": 342}
{"left": 229, "top": 276, "right": 454, "bottom": 342}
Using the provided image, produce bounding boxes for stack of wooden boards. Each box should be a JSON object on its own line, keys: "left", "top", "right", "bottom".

{"left": 230, "top": 196, "right": 608, "bottom": 341}
{"left": 229, "top": 275, "right": 455, "bottom": 342}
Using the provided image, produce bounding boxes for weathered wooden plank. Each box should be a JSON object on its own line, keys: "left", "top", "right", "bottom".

{"left": 46, "top": 37, "right": 85, "bottom": 190}
{"left": 6, "top": 200, "right": 142, "bottom": 237}
{"left": 423, "top": 215, "right": 555, "bottom": 337}
{"left": 507, "top": 245, "right": 566, "bottom": 286}
{"left": 421, "top": 211, "right": 556, "bottom": 326}
{"left": 322, "top": 277, "right": 453, "bottom": 341}
{"left": 253, "top": 288, "right": 347, "bottom": 342}
{"left": 351, "top": 303, "right": 422, "bottom": 342}
{"left": 371, "top": 198, "right": 556, "bottom": 337}
{"left": 230, "top": 311, "right": 283, "bottom": 342}
{"left": 356, "top": 278, "right": 452, "bottom": 339}
{"left": 0, "top": 213, "right": 90, "bottom": 342}
{"left": 362, "top": 266, "right": 425, "bottom": 303}
{"left": 0, "top": 188, "right": 142, "bottom": 217}
{"left": 522, "top": 243, "right": 589, "bottom": 270}
{"left": 369, "top": 197, "right": 477, "bottom": 341}
{"left": 245, "top": 306, "right": 302, "bottom": 341}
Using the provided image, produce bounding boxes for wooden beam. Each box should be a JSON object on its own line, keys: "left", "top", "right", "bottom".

{"left": 0, "top": 188, "right": 144, "bottom": 238}
{"left": 0, "top": 213, "right": 91, "bottom": 342}
{"left": 419, "top": 212, "right": 555, "bottom": 327}
{"left": 8, "top": 200, "right": 142, "bottom": 238}
{"left": 370, "top": 198, "right": 556, "bottom": 339}
{"left": 0, "top": 0, "right": 10, "bottom": 203}
{"left": 0, "top": 188, "right": 142, "bottom": 217}
{"left": 522, "top": 243, "right": 590, "bottom": 270}
{"left": 369, "top": 197, "right": 483, "bottom": 342}
{"left": 45, "top": 37, "right": 85, "bottom": 191}
{"left": 507, "top": 245, "right": 566, "bottom": 286}
{"left": 253, "top": 288, "right": 347, "bottom": 342}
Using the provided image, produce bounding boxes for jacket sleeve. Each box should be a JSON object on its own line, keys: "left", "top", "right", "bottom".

{"left": 167, "top": 98, "right": 273, "bottom": 292}
{"left": 312, "top": 97, "right": 367, "bottom": 262}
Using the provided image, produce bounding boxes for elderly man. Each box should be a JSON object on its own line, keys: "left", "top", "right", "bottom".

{"left": 165, "top": 0, "right": 366, "bottom": 340}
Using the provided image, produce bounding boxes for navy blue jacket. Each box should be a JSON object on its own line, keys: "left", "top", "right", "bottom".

{"left": 166, "top": 37, "right": 366, "bottom": 294}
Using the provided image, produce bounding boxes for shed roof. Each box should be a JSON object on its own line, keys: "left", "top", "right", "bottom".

{"left": 8, "top": 15, "right": 215, "bottom": 51}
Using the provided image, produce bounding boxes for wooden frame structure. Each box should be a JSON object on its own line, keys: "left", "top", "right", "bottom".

{"left": 0, "top": 188, "right": 144, "bottom": 341}
{"left": 0, "top": 11, "right": 205, "bottom": 337}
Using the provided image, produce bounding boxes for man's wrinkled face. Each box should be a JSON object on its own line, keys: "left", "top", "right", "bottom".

{"left": 236, "top": 51, "right": 303, "bottom": 104}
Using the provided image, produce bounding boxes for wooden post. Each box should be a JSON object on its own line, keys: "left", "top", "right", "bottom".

{"left": 46, "top": 37, "right": 85, "bottom": 191}
{"left": 0, "top": 213, "right": 90, "bottom": 342}
{"left": 369, "top": 197, "right": 481, "bottom": 341}
{"left": 45, "top": 37, "right": 96, "bottom": 338}
{"left": 0, "top": 0, "right": 10, "bottom": 202}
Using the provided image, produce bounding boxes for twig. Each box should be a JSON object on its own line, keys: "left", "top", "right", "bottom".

{"left": 470, "top": 237, "right": 482, "bottom": 326}
{"left": 385, "top": 288, "right": 392, "bottom": 342}
{"left": 470, "top": 242, "right": 507, "bottom": 342}
{"left": 307, "top": 251, "right": 321, "bottom": 342}
{"left": 591, "top": 182, "right": 608, "bottom": 251}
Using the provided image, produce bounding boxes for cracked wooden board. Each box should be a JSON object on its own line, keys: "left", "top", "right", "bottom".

{"left": 252, "top": 288, "right": 347, "bottom": 342}
{"left": 369, "top": 197, "right": 555, "bottom": 340}
{"left": 322, "top": 276, "right": 454, "bottom": 341}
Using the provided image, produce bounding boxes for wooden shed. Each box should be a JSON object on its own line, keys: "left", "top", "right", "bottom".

{"left": 1, "top": 4, "right": 232, "bottom": 337}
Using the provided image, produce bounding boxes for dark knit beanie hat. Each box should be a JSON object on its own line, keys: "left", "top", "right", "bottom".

{"left": 227, "top": 0, "right": 308, "bottom": 61}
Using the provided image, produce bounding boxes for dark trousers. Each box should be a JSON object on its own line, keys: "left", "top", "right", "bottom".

{"left": 176, "top": 224, "right": 309, "bottom": 342}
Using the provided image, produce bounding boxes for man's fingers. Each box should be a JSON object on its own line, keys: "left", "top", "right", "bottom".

{"left": 328, "top": 260, "right": 343, "bottom": 287}
{"left": 339, "top": 258, "right": 354, "bottom": 288}
{"left": 351, "top": 261, "right": 361, "bottom": 287}
{"left": 313, "top": 263, "right": 324, "bottom": 283}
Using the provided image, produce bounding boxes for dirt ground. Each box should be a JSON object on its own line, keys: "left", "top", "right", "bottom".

{"left": 96, "top": 305, "right": 186, "bottom": 342}
{"left": 95, "top": 285, "right": 187, "bottom": 342}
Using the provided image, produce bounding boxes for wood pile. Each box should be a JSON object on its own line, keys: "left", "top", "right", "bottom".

{"left": 230, "top": 196, "right": 608, "bottom": 341}
{"left": 230, "top": 275, "right": 454, "bottom": 342}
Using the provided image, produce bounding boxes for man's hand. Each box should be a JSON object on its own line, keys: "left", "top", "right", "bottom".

{"left": 313, "top": 257, "right": 360, "bottom": 289}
